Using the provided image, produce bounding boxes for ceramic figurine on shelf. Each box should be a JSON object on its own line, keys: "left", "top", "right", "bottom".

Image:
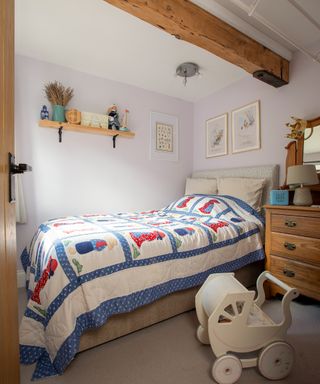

{"left": 120, "top": 109, "right": 129, "bottom": 131}
{"left": 107, "top": 104, "right": 120, "bottom": 130}
{"left": 40, "top": 105, "right": 49, "bottom": 120}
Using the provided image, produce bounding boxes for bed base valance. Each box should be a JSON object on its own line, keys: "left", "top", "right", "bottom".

{"left": 79, "top": 260, "right": 263, "bottom": 352}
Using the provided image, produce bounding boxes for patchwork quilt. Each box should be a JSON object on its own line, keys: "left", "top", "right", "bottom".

{"left": 20, "top": 195, "right": 265, "bottom": 379}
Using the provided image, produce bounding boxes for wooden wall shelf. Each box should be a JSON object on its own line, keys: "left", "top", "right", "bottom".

{"left": 39, "top": 119, "right": 135, "bottom": 148}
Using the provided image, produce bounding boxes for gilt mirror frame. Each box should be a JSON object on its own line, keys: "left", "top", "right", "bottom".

{"left": 284, "top": 116, "right": 320, "bottom": 197}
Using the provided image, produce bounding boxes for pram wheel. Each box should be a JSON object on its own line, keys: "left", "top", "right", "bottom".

{"left": 258, "top": 341, "right": 294, "bottom": 380}
{"left": 212, "top": 355, "right": 242, "bottom": 384}
{"left": 197, "top": 325, "right": 210, "bottom": 344}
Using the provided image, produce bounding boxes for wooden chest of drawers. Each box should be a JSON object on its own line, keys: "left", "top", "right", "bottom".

{"left": 264, "top": 205, "right": 320, "bottom": 300}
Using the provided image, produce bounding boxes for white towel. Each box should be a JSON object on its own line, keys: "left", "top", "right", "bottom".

{"left": 15, "top": 174, "right": 27, "bottom": 224}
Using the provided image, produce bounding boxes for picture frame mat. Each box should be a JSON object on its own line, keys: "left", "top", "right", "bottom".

{"left": 206, "top": 113, "right": 228, "bottom": 158}
{"left": 231, "top": 100, "right": 260, "bottom": 154}
{"left": 150, "top": 111, "right": 179, "bottom": 161}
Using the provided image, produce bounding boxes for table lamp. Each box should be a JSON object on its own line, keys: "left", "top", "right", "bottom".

{"left": 287, "top": 164, "right": 318, "bottom": 206}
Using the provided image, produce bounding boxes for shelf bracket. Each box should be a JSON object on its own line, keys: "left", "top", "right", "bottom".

{"left": 112, "top": 134, "right": 119, "bottom": 149}
{"left": 58, "top": 126, "right": 63, "bottom": 143}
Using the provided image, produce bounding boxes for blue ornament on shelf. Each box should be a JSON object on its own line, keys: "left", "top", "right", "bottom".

{"left": 40, "top": 105, "right": 49, "bottom": 120}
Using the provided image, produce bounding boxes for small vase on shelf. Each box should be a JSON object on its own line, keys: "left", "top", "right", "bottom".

{"left": 120, "top": 109, "right": 130, "bottom": 131}
{"left": 52, "top": 104, "right": 66, "bottom": 122}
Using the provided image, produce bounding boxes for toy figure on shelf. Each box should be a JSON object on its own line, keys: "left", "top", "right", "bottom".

{"left": 107, "top": 104, "right": 120, "bottom": 130}
{"left": 40, "top": 105, "right": 49, "bottom": 120}
{"left": 120, "top": 109, "right": 129, "bottom": 131}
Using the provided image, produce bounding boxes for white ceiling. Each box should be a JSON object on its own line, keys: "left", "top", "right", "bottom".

{"left": 15, "top": 0, "right": 247, "bottom": 102}
{"left": 210, "top": 0, "right": 320, "bottom": 53}
{"left": 15, "top": 0, "right": 320, "bottom": 102}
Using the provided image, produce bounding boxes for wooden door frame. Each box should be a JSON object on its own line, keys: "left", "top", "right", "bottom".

{"left": 0, "top": 0, "right": 20, "bottom": 383}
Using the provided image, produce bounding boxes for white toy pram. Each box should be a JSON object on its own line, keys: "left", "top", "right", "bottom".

{"left": 195, "top": 271, "right": 299, "bottom": 384}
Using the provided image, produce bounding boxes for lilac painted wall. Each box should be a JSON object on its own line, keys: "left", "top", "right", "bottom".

{"left": 193, "top": 50, "right": 320, "bottom": 183}
{"left": 15, "top": 50, "right": 320, "bottom": 274}
{"left": 15, "top": 55, "right": 193, "bottom": 266}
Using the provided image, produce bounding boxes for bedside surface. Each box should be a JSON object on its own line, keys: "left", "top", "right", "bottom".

{"left": 264, "top": 204, "right": 320, "bottom": 212}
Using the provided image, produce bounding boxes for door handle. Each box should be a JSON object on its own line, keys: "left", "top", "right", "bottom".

{"left": 8, "top": 152, "right": 32, "bottom": 203}
{"left": 10, "top": 162, "right": 32, "bottom": 174}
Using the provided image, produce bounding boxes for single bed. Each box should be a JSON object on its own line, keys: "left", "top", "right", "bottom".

{"left": 20, "top": 165, "right": 279, "bottom": 380}
{"left": 79, "top": 164, "right": 279, "bottom": 349}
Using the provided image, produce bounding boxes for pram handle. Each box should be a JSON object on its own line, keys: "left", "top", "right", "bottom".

{"left": 263, "top": 271, "right": 293, "bottom": 292}
{"left": 255, "top": 271, "right": 298, "bottom": 307}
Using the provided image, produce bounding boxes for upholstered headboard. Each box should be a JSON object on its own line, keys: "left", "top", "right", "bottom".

{"left": 191, "top": 164, "right": 279, "bottom": 206}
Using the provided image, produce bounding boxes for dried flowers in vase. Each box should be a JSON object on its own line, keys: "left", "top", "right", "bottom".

{"left": 44, "top": 81, "right": 74, "bottom": 122}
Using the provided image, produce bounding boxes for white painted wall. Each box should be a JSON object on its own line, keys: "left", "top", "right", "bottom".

{"left": 15, "top": 55, "right": 194, "bottom": 268}
{"left": 193, "top": 49, "right": 320, "bottom": 183}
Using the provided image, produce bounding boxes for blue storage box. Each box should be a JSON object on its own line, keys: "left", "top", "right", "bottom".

{"left": 270, "top": 190, "right": 289, "bottom": 205}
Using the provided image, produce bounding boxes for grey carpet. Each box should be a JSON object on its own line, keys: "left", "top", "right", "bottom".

{"left": 19, "top": 289, "right": 320, "bottom": 384}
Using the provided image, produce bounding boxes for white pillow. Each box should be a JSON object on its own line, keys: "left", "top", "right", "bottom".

{"left": 185, "top": 178, "right": 218, "bottom": 195}
{"left": 217, "top": 177, "right": 266, "bottom": 211}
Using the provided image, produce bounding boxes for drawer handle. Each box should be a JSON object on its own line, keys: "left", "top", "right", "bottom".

{"left": 284, "top": 242, "right": 296, "bottom": 251}
{"left": 283, "top": 269, "right": 295, "bottom": 278}
{"left": 285, "top": 220, "right": 296, "bottom": 228}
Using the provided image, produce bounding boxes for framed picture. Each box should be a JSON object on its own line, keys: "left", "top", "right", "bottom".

{"left": 150, "top": 111, "right": 178, "bottom": 161}
{"left": 156, "top": 122, "right": 173, "bottom": 152}
{"left": 231, "top": 100, "right": 260, "bottom": 153}
{"left": 206, "top": 113, "right": 228, "bottom": 158}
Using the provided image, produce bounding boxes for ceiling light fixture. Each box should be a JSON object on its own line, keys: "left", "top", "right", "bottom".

{"left": 176, "top": 62, "right": 200, "bottom": 86}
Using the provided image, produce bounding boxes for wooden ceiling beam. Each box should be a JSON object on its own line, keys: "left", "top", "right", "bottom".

{"left": 104, "top": 0, "right": 289, "bottom": 85}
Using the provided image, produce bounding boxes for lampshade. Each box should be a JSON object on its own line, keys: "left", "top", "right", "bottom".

{"left": 287, "top": 165, "right": 318, "bottom": 186}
